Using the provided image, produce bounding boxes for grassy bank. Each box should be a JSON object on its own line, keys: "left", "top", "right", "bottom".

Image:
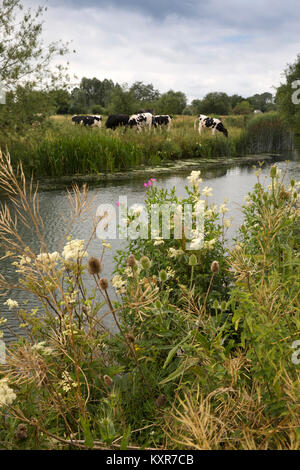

{"left": 0, "top": 113, "right": 294, "bottom": 177}
{"left": 0, "top": 151, "right": 299, "bottom": 449}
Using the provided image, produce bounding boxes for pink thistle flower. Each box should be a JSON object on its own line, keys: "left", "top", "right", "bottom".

{"left": 148, "top": 181, "right": 153, "bottom": 186}
{"left": 151, "top": 178, "right": 156, "bottom": 182}
{"left": 116, "top": 202, "right": 120, "bottom": 207}
{"left": 144, "top": 183, "right": 148, "bottom": 188}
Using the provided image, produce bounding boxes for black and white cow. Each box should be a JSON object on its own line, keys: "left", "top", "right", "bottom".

{"left": 105, "top": 114, "right": 130, "bottom": 130}
{"left": 154, "top": 115, "right": 172, "bottom": 131}
{"left": 128, "top": 112, "right": 153, "bottom": 132}
{"left": 194, "top": 114, "right": 228, "bottom": 137}
{"left": 72, "top": 115, "right": 102, "bottom": 128}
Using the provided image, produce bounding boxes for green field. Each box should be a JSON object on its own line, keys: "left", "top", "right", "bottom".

{"left": 0, "top": 112, "right": 294, "bottom": 177}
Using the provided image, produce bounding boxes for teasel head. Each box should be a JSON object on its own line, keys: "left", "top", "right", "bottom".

{"left": 155, "top": 394, "right": 167, "bottom": 408}
{"left": 99, "top": 277, "right": 109, "bottom": 290}
{"left": 211, "top": 260, "right": 219, "bottom": 273}
{"left": 127, "top": 254, "right": 136, "bottom": 267}
{"left": 15, "top": 423, "right": 28, "bottom": 441}
{"left": 87, "top": 256, "right": 102, "bottom": 275}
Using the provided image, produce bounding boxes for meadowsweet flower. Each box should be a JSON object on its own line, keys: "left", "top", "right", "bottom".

{"left": 37, "top": 252, "right": 60, "bottom": 264}
{"left": 60, "top": 371, "right": 78, "bottom": 393}
{"left": 4, "top": 299, "right": 19, "bottom": 310}
{"left": 187, "top": 170, "right": 202, "bottom": 186}
{"left": 166, "top": 268, "right": 176, "bottom": 279}
{"left": 153, "top": 237, "right": 164, "bottom": 246}
{"left": 168, "top": 247, "right": 184, "bottom": 258}
{"left": 224, "top": 218, "right": 232, "bottom": 229}
{"left": 62, "top": 239, "right": 87, "bottom": 260}
{"left": 111, "top": 274, "right": 127, "bottom": 294}
{"left": 203, "top": 238, "right": 216, "bottom": 250}
{"left": 129, "top": 204, "right": 145, "bottom": 217}
{"left": 32, "top": 341, "right": 53, "bottom": 355}
{"left": 219, "top": 204, "right": 229, "bottom": 214}
{"left": 202, "top": 186, "right": 213, "bottom": 197}
{"left": 0, "top": 378, "right": 16, "bottom": 407}
{"left": 102, "top": 242, "right": 112, "bottom": 249}
{"left": 193, "top": 200, "right": 205, "bottom": 214}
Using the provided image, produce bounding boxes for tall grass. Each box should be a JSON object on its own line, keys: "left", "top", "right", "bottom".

{"left": 0, "top": 113, "right": 294, "bottom": 177}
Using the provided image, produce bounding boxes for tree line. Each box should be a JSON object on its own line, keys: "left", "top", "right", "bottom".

{"left": 51, "top": 78, "right": 276, "bottom": 117}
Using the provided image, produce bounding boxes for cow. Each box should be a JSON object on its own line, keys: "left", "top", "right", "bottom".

{"left": 154, "top": 115, "right": 172, "bottom": 131}
{"left": 72, "top": 115, "right": 102, "bottom": 128}
{"left": 194, "top": 114, "right": 228, "bottom": 137}
{"left": 105, "top": 114, "right": 130, "bottom": 130}
{"left": 128, "top": 112, "right": 153, "bottom": 132}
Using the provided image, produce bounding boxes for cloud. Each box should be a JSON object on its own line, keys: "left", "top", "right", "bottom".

{"left": 23, "top": 0, "right": 300, "bottom": 101}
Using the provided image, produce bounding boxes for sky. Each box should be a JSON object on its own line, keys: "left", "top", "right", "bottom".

{"left": 24, "top": 0, "right": 300, "bottom": 102}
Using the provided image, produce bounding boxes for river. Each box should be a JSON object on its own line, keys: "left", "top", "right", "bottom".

{"left": 1, "top": 150, "right": 299, "bottom": 343}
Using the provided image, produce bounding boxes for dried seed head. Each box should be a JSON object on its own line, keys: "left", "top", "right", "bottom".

{"left": 103, "top": 375, "right": 113, "bottom": 387}
{"left": 127, "top": 254, "right": 136, "bottom": 267}
{"left": 155, "top": 394, "right": 167, "bottom": 408}
{"left": 127, "top": 333, "right": 135, "bottom": 343}
{"left": 99, "top": 277, "right": 109, "bottom": 290}
{"left": 211, "top": 260, "right": 219, "bottom": 273}
{"left": 15, "top": 423, "right": 28, "bottom": 441}
{"left": 87, "top": 256, "right": 102, "bottom": 275}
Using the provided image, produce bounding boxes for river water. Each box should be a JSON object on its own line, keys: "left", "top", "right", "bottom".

{"left": 1, "top": 150, "right": 299, "bottom": 343}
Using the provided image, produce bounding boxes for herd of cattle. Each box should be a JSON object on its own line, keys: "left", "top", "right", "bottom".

{"left": 71, "top": 112, "right": 229, "bottom": 137}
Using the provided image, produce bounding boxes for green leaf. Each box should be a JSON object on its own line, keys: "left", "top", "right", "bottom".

{"left": 159, "top": 358, "right": 199, "bottom": 385}
{"left": 120, "top": 425, "right": 131, "bottom": 450}
{"left": 162, "top": 333, "right": 191, "bottom": 369}
{"left": 80, "top": 416, "right": 94, "bottom": 449}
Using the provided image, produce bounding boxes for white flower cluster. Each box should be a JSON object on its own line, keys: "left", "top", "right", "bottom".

{"left": 62, "top": 239, "right": 87, "bottom": 261}
{"left": 111, "top": 274, "right": 127, "bottom": 294}
{"left": 202, "top": 186, "right": 213, "bottom": 198}
{"left": 153, "top": 237, "right": 164, "bottom": 246}
{"left": 4, "top": 299, "right": 19, "bottom": 310}
{"left": 12, "top": 255, "right": 31, "bottom": 273}
{"left": 0, "top": 378, "right": 16, "bottom": 408}
{"left": 187, "top": 170, "right": 202, "bottom": 187}
{"left": 32, "top": 341, "right": 53, "bottom": 356}
{"left": 168, "top": 247, "right": 184, "bottom": 258}
{"left": 37, "top": 252, "right": 60, "bottom": 265}
{"left": 59, "top": 371, "right": 78, "bottom": 393}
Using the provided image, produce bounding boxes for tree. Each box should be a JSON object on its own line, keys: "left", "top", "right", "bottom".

{"left": 130, "top": 81, "right": 160, "bottom": 103}
{"left": 276, "top": 54, "right": 300, "bottom": 125}
{"left": 109, "top": 84, "right": 136, "bottom": 114}
{"left": 0, "top": 0, "right": 71, "bottom": 131}
{"left": 0, "top": 0, "right": 70, "bottom": 91}
{"left": 155, "top": 90, "right": 187, "bottom": 115}
{"left": 197, "top": 92, "right": 231, "bottom": 115}
{"left": 233, "top": 100, "right": 253, "bottom": 115}
{"left": 247, "top": 92, "right": 275, "bottom": 112}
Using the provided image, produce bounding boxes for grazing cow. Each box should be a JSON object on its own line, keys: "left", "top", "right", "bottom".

{"left": 72, "top": 115, "right": 102, "bottom": 128}
{"left": 105, "top": 114, "right": 130, "bottom": 130}
{"left": 128, "top": 112, "right": 153, "bottom": 132}
{"left": 194, "top": 114, "right": 228, "bottom": 137}
{"left": 154, "top": 115, "right": 172, "bottom": 130}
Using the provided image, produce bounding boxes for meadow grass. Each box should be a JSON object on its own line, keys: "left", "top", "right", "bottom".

{"left": 0, "top": 112, "right": 294, "bottom": 177}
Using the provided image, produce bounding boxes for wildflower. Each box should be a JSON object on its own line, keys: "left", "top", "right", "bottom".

{"left": 219, "top": 204, "right": 229, "bottom": 214}
{"left": 37, "top": 252, "right": 60, "bottom": 264}
{"left": 124, "top": 267, "right": 134, "bottom": 278}
{"left": 187, "top": 170, "right": 202, "bottom": 186}
{"left": 193, "top": 199, "right": 205, "bottom": 214}
{"left": 60, "top": 371, "right": 78, "bottom": 393}
{"left": 87, "top": 256, "right": 102, "bottom": 275}
{"left": 62, "top": 239, "right": 87, "bottom": 260}
{"left": 111, "top": 274, "right": 127, "bottom": 294}
{"left": 203, "top": 238, "right": 216, "bottom": 250}
{"left": 224, "top": 218, "right": 232, "bottom": 229}
{"left": 4, "top": 299, "right": 19, "bottom": 310}
{"left": 102, "top": 242, "right": 112, "bottom": 249}
{"left": 188, "top": 237, "right": 203, "bottom": 250}
{"left": 129, "top": 204, "right": 144, "bottom": 217}
{"left": 32, "top": 341, "right": 53, "bottom": 355}
{"left": 168, "top": 247, "right": 184, "bottom": 258}
{"left": 211, "top": 261, "right": 219, "bottom": 273}
{"left": 202, "top": 186, "right": 213, "bottom": 198}
{"left": 153, "top": 237, "right": 164, "bottom": 246}
{"left": 0, "top": 378, "right": 16, "bottom": 407}
{"left": 99, "top": 278, "right": 109, "bottom": 290}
